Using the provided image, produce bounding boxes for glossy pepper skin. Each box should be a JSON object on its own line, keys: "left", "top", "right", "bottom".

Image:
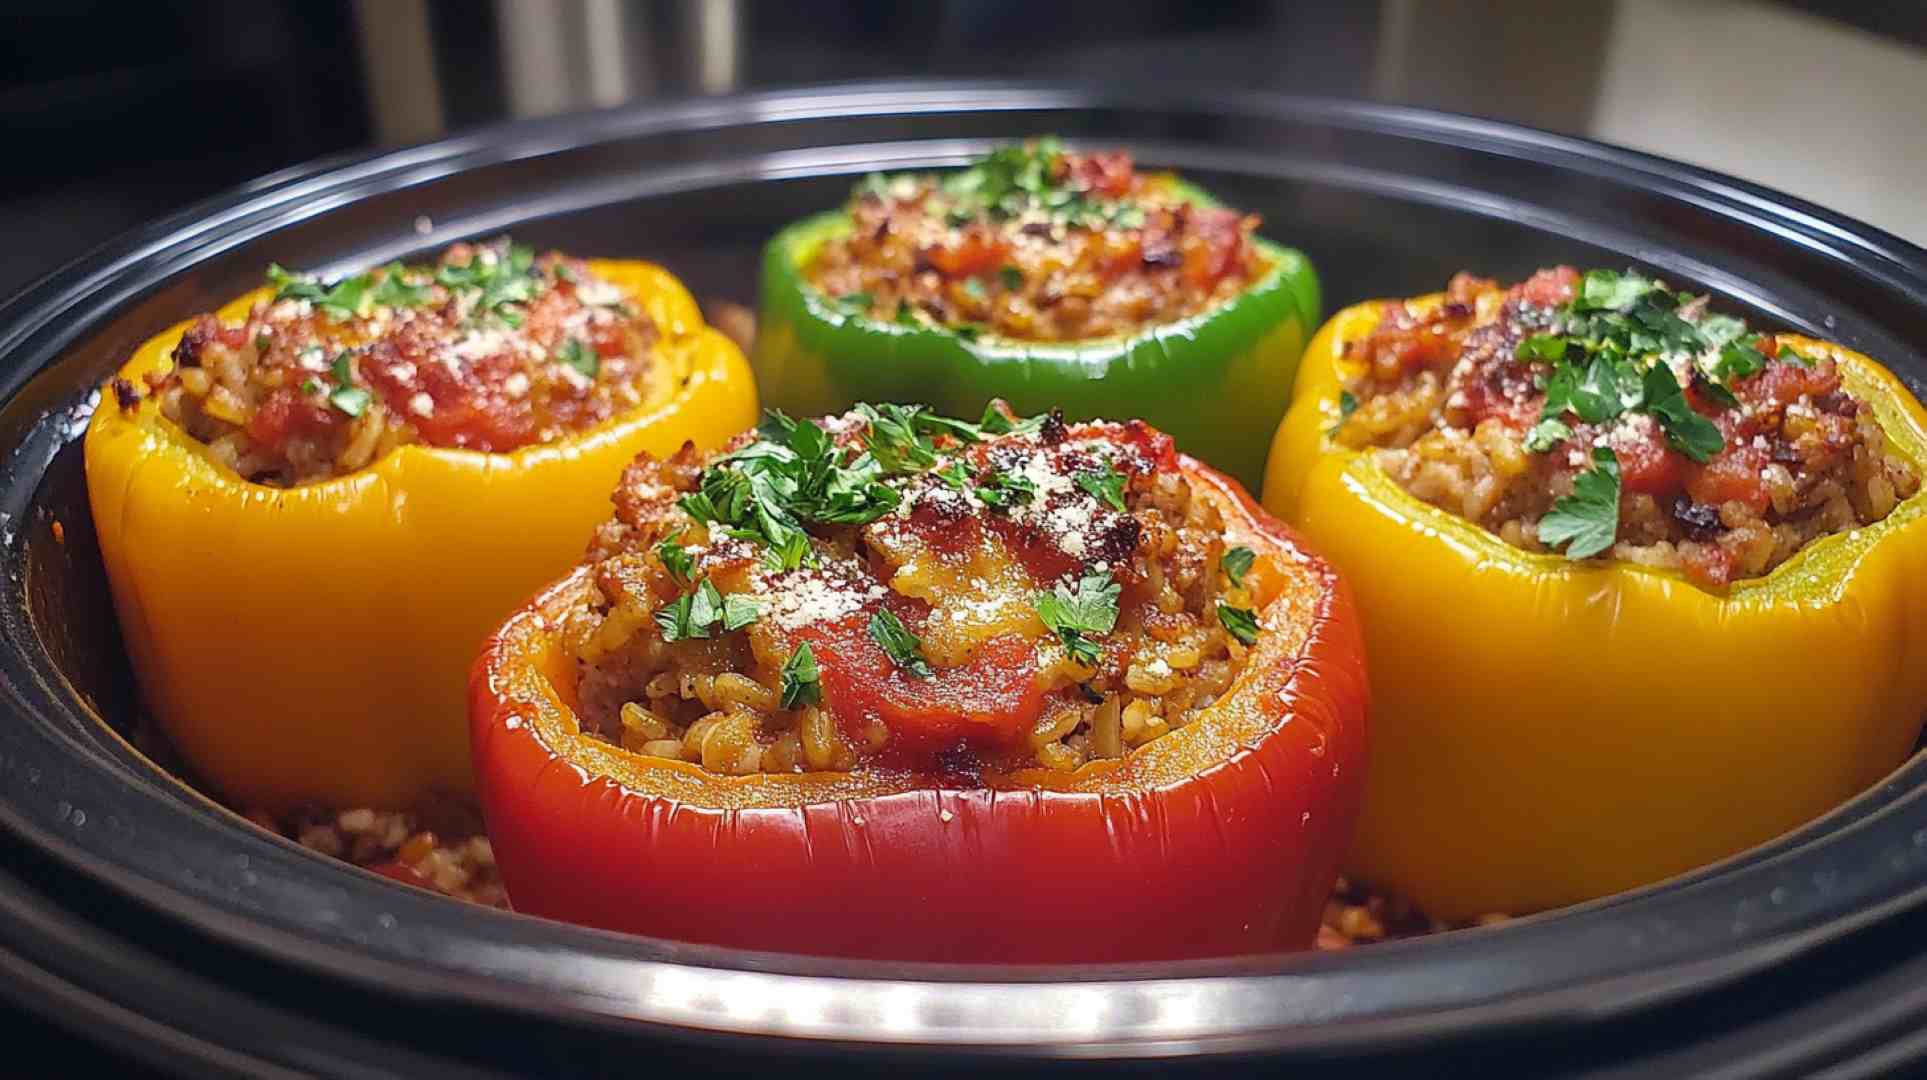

{"left": 1263, "top": 298, "right": 1927, "bottom": 921}
{"left": 470, "top": 459, "right": 1369, "bottom": 963}
{"left": 749, "top": 180, "right": 1320, "bottom": 491}
{"left": 85, "top": 261, "right": 758, "bottom": 814}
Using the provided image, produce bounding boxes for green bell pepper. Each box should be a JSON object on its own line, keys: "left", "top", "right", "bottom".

{"left": 749, "top": 177, "right": 1320, "bottom": 489}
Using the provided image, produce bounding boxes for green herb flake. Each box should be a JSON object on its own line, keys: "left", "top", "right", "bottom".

{"left": 721, "top": 593, "right": 761, "bottom": 632}
{"left": 1516, "top": 333, "right": 1569, "bottom": 363}
{"left": 1075, "top": 463, "right": 1128, "bottom": 512}
{"left": 1217, "top": 604, "right": 1261, "bottom": 646}
{"left": 557, "top": 336, "right": 599, "bottom": 380}
{"left": 1641, "top": 363, "right": 1725, "bottom": 463}
{"left": 687, "top": 579, "right": 725, "bottom": 631}
{"left": 329, "top": 386, "right": 372, "bottom": 418}
{"left": 979, "top": 402, "right": 1044, "bottom": 436}
{"left": 869, "top": 608, "right": 934, "bottom": 679}
{"left": 779, "top": 643, "right": 822, "bottom": 709}
{"left": 654, "top": 592, "right": 707, "bottom": 642}
{"left": 856, "top": 403, "right": 940, "bottom": 474}
{"left": 1523, "top": 417, "right": 1573, "bottom": 453}
{"left": 935, "top": 461, "right": 972, "bottom": 490}
{"left": 894, "top": 300, "right": 920, "bottom": 327}
{"left": 1328, "top": 389, "right": 1359, "bottom": 436}
{"left": 1034, "top": 568, "right": 1121, "bottom": 667}
{"left": 656, "top": 537, "right": 695, "bottom": 583}
{"left": 975, "top": 469, "right": 1038, "bottom": 509}
{"left": 1538, "top": 447, "right": 1622, "bottom": 559}
{"left": 325, "top": 351, "right": 371, "bottom": 417}
{"left": 997, "top": 265, "right": 1024, "bottom": 290}
{"left": 1220, "top": 545, "right": 1256, "bottom": 587}
{"left": 370, "top": 262, "right": 431, "bottom": 308}
{"left": 1575, "top": 269, "right": 1659, "bottom": 313}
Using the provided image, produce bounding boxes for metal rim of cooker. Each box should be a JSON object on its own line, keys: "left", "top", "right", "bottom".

{"left": 0, "top": 80, "right": 1924, "bottom": 1066}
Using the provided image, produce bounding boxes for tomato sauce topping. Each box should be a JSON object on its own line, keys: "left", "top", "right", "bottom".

{"left": 142, "top": 238, "right": 661, "bottom": 485}
{"left": 806, "top": 140, "right": 1271, "bottom": 343}
{"left": 1335, "top": 266, "right": 1920, "bottom": 586}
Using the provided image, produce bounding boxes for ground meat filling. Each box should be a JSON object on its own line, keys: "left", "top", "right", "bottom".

{"left": 806, "top": 141, "right": 1270, "bottom": 343}
{"left": 565, "top": 405, "right": 1267, "bottom": 776}
{"left": 140, "top": 238, "right": 662, "bottom": 485}
{"left": 1333, "top": 266, "right": 1921, "bottom": 587}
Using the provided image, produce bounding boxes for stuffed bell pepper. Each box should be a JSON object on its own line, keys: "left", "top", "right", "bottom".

{"left": 750, "top": 139, "right": 1320, "bottom": 488}
{"left": 471, "top": 402, "right": 1368, "bottom": 962}
{"left": 1263, "top": 266, "right": 1927, "bottom": 920}
{"left": 86, "top": 238, "right": 758, "bottom": 816}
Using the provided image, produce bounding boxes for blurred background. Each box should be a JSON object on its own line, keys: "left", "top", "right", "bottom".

{"left": 4, "top": 0, "right": 1922, "bottom": 298}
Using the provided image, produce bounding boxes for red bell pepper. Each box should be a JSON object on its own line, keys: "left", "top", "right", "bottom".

{"left": 470, "top": 445, "right": 1367, "bottom": 963}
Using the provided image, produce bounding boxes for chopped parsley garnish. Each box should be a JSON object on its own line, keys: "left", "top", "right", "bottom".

{"left": 1221, "top": 545, "right": 1256, "bottom": 587}
{"left": 998, "top": 265, "right": 1024, "bottom": 290}
{"left": 370, "top": 262, "right": 431, "bottom": 308}
{"left": 1511, "top": 268, "right": 1806, "bottom": 469}
{"left": 856, "top": 403, "right": 941, "bottom": 474}
{"left": 910, "top": 138, "right": 1146, "bottom": 232}
{"left": 267, "top": 264, "right": 374, "bottom": 322}
{"left": 894, "top": 300, "right": 920, "bottom": 327}
{"left": 1576, "top": 268, "right": 1658, "bottom": 312}
{"left": 655, "top": 536, "right": 695, "bottom": 583}
{"left": 325, "top": 352, "right": 371, "bottom": 417}
{"left": 682, "top": 410, "right": 902, "bottom": 571}
{"left": 264, "top": 242, "right": 548, "bottom": 329}
{"left": 1217, "top": 604, "right": 1261, "bottom": 646}
{"left": 979, "top": 402, "right": 1045, "bottom": 436}
{"left": 1075, "top": 462, "right": 1128, "bottom": 512}
{"left": 869, "top": 608, "right": 933, "bottom": 678}
{"left": 1328, "top": 389, "right": 1358, "bottom": 436}
{"left": 1523, "top": 417, "right": 1573, "bottom": 453}
{"left": 437, "top": 241, "right": 538, "bottom": 326}
{"left": 656, "top": 579, "right": 757, "bottom": 641}
{"left": 974, "top": 468, "right": 1037, "bottom": 509}
{"left": 1538, "top": 446, "right": 1622, "bottom": 559}
{"left": 557, "top": 336, "right": 599, "bottom": 380}
{"left": 1034, "top": 568, "right": 1121, "bottom": 667}
{"left": 779, "top": 643, "right": 822, "bottom": 709}
{"left": 721, "top": 593, "right": 761, "bottom": 632}
{"left": 934, "top": 461, "right": 972, "bottom": 490}
{"left": 1641, "top": 363, "right": 1723, "bottom": 463}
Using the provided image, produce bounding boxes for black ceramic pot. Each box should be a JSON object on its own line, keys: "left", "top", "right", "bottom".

{"left": 1, "top": 82, "right": 1925, "bottom": 1077}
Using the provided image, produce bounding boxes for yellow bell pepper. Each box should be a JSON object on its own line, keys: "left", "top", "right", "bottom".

{"left": 1263, "top": 297, "right": 1927, "bottom": 920}
{"left": 85, "top": 260, "right": 758, "bottom": 814}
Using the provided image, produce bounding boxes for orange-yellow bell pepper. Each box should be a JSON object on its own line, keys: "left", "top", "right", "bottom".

{"left": 85, "top": 260, "right": 758, "bottom": 814}
{"left": 1263, "top": 297, "right": 1927, "bottom": 920}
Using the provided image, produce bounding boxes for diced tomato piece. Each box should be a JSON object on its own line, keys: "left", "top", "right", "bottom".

{"left": 244, "top": 390, "right": 340, "bottom": 449}
{"left": 1063, "top": 151, "right": 1135, "bottom": 197}
{"left": 1749, "top": 359, "right": 1842, "bottom": 409}
{"left": 1680, "top": 542, "right": 1736, "bottom": 588}
{"left": 1515, "top": 266, "right": 1580, "bottom": 308}
{"left": 800, "top": 604, "right": 1044, "bottom": 755}
{"left": 1685, "top": 443, "right": 1771, "bottom": 513}
{"left": 362, "top": 338, "right": 539, "bottom": 452}
{"left": 368, "top": 860, "right": 435, "bottom": 891}
{"left": 924, "top": 233, "right": 1010, "bottom": 278}
{"left": 1613, "top": 430, "right": 1687, "bottom": 497}
{"left": 1181, "top": 207, "right": 1248, "bottom": 288}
